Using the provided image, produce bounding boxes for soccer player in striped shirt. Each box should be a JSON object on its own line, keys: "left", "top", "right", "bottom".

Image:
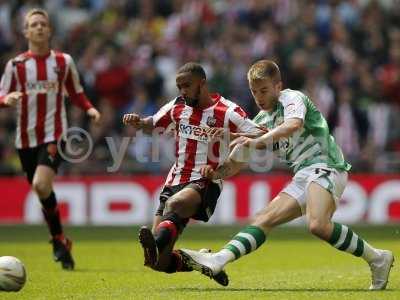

{"left": 123, "top": 62, "right": 262, "bottom": 285}
{"left": 0, "top": 8, "right": 101, "bottom": 270}
{"left": 180, "top": 60, "right": 394, "bottom": 290}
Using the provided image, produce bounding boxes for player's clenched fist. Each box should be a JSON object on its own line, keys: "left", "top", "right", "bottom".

{"left": 87, "top": 107, "right": 101, "bottom": 124}
{"left": 200, "top": 165, "right": 216, "bottom": 180}
{"left": 123, "top": 113, "right": 141, "bottom": 127}
{"left": 4, "top": 91, "right": 23, "bottom": 106}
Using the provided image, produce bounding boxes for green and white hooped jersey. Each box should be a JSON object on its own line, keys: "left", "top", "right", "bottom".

{"left": 253, "top": 89, "right": 351, "bottom": 173}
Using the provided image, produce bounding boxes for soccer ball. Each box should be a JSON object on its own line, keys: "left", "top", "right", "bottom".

{"left": 0, "top": 256, "right": 27, "bottom": 292}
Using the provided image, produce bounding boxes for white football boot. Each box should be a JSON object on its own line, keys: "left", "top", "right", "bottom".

{"left": 369, "top": 249, "right": 394, "bottom": 290}
{"left": 180, "top": 249, "right": 228, "bottom": 286}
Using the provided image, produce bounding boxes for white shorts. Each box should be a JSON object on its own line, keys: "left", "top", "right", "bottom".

{"left": 282, "top": 163, "right": 348, "bottom": 214}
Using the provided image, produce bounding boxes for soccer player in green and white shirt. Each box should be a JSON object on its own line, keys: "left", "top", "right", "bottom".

{"left": 180, "top": 60, "right": 394, "bottom": 290}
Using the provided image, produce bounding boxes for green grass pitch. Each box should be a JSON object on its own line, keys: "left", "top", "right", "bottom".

{"left": 0, "top": 225, "right": 399, "bottom": 299}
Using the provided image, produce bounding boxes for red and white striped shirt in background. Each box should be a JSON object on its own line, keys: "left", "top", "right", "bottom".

{"left": 153, "top": 94, "right": 261, "bottom": 186}
{"left": 0, "top": 50, "right": 93, "bottom": 149}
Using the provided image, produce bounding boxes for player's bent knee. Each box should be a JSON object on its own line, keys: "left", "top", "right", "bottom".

{"left": 308, "top": 219, "right": 330, "bottom": 239}
{"left": 32, "top": 179, "right": 51, "bottom": 198}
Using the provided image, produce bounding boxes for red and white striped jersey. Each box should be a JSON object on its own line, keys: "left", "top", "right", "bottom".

{"left": 153, "top": 94, "right": 261, "bottom": 186}
{"left": 0, "top": 50, "right": 93, "bottom": 149}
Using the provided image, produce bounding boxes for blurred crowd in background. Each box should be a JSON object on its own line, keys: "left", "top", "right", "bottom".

{"left": 0, "top": 0, "right": 399, "bottom": 176}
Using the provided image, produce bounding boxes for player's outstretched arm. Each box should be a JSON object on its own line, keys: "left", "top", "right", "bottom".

{"left": 122, "top": 113, "right": 154, "bottom": 134}
{"left": 244, "top": 118, "right": 303, "bottom": 149}
{"left": 201, "top": 158, "right": 245, "bottom": 180}
{"left": 229, "top": 125, "right": 268, "bottom": 141}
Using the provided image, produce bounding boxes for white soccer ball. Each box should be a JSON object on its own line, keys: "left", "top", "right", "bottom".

{"left": 0, "top": 256, "right": 27, "bottom": 292}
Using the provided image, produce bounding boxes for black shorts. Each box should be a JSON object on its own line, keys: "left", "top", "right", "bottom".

{"left": 156, "top": 179, "right": 222, "bottom": 222}
{"left": 17, "top": 141, "right": 64, "bottom": 183}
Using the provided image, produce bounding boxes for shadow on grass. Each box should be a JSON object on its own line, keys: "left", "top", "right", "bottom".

{"left": 168, "top": 287, "right": 399, "bottom": 293}
{"left": 73, "top": 268, "right": 137, "bottom": 274}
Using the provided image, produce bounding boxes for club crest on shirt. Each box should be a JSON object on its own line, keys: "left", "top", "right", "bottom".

{"left": 179, "top": 110, "right": 191, "bottom": 120}
{"left": 206, "top": 116, "right": 217, "bottom": 127}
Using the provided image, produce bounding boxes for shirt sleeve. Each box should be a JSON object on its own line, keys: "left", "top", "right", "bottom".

{"left": 282, "top": 91, "right": 306, "bottom": 121}
{"left": 152, "top": 100, "right": 175, "bottom": 129}
{"left": 0, "top": 60, "right": 17, "bottom": 107}
{"left": 64, "top": 55, "right": 93, "bottom": 111}
{"left": 229, "top": 106, "right": 263, "bottom": 134}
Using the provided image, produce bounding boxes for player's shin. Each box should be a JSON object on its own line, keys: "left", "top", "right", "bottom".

{"left": 153, "top": 213, "right": 190, "bottom": 273}
{"left": 214, "top": 225, "right": 266, "bottom": 266}
{"left": 40, "top": 191, "right": 63, "bottom": 238}
{"left": 154, "top": 212, "right": 187, "bottom": 253}
{"left": 328, "top": 222, "right": 380, "bottom": 262}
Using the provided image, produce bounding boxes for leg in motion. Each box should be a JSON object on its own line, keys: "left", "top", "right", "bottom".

{"left": 32, "top": 165, "right": 74, "bottom": 270}
{"left": 306, "top": 182, "right": 394, "bottom": 290}
{"left": 139, "top": 187, "right": 200, "bottom": 272}
{"left": 181, "top": 192, "right": 302, "bottom": 283}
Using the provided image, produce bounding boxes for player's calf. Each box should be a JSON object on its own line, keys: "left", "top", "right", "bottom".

{"left": 307, "top": 218, "right": 332, "bottom": 240}
{"left": 325, "top": 222, "right": 395, "bottom": 289}
{"left": 40, "top": 191, "right": 63, "bottom": 237}
{"left": 153, "top": 212, "right": 188, "bottom": 253}
{"left": 139, "top": 226, "right": 192, "bottom": 273}
{"left": 252, "top": 210, "right": 281, "bottom": 233}
{"left": 143, "top": 212, "right": 187, "bottom": 268}
{"left": 252, "top": 194, "right": 302, "bottom": 233}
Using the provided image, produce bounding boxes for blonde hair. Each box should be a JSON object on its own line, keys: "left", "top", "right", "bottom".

{"left": 24, "top": 8, "right": 50, "bottom": 29}
{"left": 247, "top": 60, "right": 281, "bottom": 83}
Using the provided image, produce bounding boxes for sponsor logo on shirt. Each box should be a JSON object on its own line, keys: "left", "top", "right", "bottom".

{"left": 179, "top": 109, "right": 192, "bottom": 120}
{"left": 178, "top": 124, "right": 215, "bottom": 142}
{"left": 25, "top": 81, "right": 59, "bottom": 94}
{"left": 273, "top": 139, "right": 290, "bottom": 151}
